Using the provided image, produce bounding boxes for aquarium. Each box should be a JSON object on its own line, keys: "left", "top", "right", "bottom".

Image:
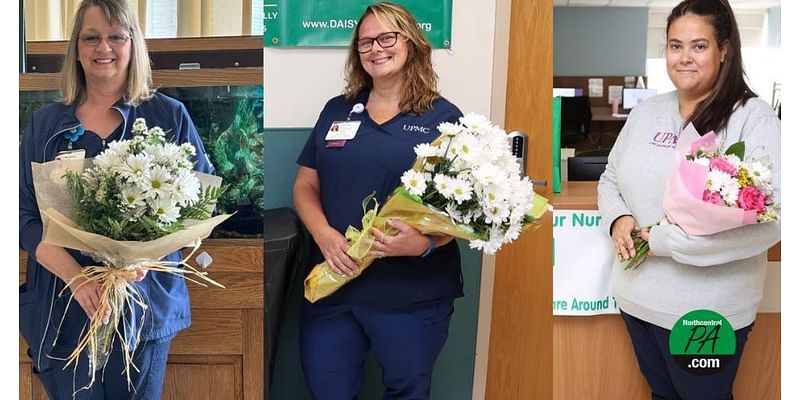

{"left": 19, "top": 85, "right": 264, "bottom": 238}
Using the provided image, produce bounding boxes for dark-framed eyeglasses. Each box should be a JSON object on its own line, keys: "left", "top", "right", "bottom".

{"left": 79, "top": 32, "right": 132, "bottom": 47}
{"left": 357, "top": 32, "right": 401, "bottom": 54}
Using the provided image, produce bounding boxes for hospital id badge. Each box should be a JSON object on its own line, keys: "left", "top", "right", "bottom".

{"left": 325, "top": 121, "right": 360, "bottom": 141}
{"left": 54, "top": 149, "right": 86, "bottom": 161}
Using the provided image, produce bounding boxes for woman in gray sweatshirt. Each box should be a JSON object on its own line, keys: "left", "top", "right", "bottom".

{"left": 597, "top": 0, "right": 780, "bottom": 399}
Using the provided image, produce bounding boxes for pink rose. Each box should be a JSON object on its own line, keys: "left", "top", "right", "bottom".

{"left": 737, "top": 186, "right": 766, "bottom": 213}
{"left": 703, "top": 190, "right": 723, "bottom": 205}
{"left": 709, "top": 156, "right": 737, "bottom": 176}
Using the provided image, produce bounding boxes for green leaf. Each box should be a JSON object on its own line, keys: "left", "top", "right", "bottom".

{"left": 724, "top": 141, "right": 746, "bottom": 160}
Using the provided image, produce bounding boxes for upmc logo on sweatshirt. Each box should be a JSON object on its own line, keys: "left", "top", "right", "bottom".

{"left": 649, "top": 131, "right": 678, "bottom": 149}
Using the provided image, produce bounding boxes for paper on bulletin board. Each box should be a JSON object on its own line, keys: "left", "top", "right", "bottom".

{"left": 588, "top": 78, "right": 604, "bottom": 98}
{"left": 553, "top": 210, "right": 619, "bottom": 316}
{"left": 608, "top": 85, "right": 623, "bottom": 104}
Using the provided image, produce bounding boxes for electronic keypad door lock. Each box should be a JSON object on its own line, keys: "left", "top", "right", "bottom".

{"left": 508, "top": 130, "right": 547, "bottom": 187}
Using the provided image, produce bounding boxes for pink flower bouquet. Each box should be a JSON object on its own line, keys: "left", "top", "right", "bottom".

{"left": 623, "top": 123, "right": 778, "bottom": 270}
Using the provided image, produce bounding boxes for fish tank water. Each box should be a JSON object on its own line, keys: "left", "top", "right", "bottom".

{"left": 19, "top": 85, "right": 264, "bottom": 238}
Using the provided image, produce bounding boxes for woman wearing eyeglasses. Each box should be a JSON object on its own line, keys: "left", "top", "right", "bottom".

{"left": 19, "top": 0, "right": 213, "bottom": 398}
{"left": 292, "top": 3, "right": 463, "bottom": 399}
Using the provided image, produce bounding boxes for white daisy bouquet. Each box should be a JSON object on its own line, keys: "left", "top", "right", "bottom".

{"left": 623, "top": 123, "right": 779, "bottom": 270}
{"left": 304, "top": 113, "right": 550, "bottom": 302}
{"left": 31, "top": 118, "right": 229, "bottom": 389}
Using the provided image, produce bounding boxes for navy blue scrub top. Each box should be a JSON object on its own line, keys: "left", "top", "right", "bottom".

{"left": 297, "top": 91, "right": 465, "bottom": 306}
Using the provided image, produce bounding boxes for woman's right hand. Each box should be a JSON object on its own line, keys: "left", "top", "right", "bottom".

{"left": 68, "top": 275, "right": 111, "bottom": 323}
{"left": 314, "top": 226, "right": 358, "bottom": 276}
{"left": 611, "top": 215, "right": 638, "bottom": 261}
{"left": 35, "top": 242, "right": 111, "bottom": 323}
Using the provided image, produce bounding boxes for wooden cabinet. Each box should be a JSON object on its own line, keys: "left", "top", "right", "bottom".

{"left": 19, "top": 239, "right": 264, "bottom": 400}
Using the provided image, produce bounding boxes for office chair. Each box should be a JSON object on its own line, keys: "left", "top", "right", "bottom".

{"left": 560, "top": 96, "right": 592, "bottom": 147}
{"left": 567, "top": 149, "right": 610, "bottom": 181}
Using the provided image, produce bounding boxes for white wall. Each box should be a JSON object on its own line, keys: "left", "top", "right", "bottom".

{"left": 263, "top": 0, "right": 499, "bottom": 128}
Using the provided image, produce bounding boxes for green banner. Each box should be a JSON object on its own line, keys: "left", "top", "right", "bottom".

{"left": 264, "top": 0, "right": 453, "bottom": 49}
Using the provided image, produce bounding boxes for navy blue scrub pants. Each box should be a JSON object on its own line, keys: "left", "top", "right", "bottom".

{"left": 300, "top": 299, "right": 455, "bottom": 400}
{"left": 620, "top": 310, "right": 753, "bottom": 400}
{"left": 34, "top": 337, "right": 171, "bottom": 400}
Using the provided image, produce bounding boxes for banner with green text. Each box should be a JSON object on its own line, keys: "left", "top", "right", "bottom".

{"left": 553, "top": 210, "right": 619, "bottom": 316}
{"left": 263, "top": 0, "right": 453, "bottom": 48}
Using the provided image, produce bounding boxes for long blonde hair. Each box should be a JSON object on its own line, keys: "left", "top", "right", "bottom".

{"left": 60, "top": 0, "right": 153, "bottom": 106}
{"left": 344, "top": 2, "right": 439, "bottom": 114}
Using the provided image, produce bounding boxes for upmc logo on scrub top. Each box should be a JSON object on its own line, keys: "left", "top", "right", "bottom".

{"left": 649, "top": 131, "right": 678, "bottom": 149}
{"left": 403, "top": 125, "right": 430, "bottom": 134}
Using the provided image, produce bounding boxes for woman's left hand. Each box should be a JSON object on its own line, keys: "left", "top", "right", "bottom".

{"left": 368, "top": 219, "right": 430, "bottom": 258}
{"left": 131, "top": 269, "right": 148, "bottom": 282}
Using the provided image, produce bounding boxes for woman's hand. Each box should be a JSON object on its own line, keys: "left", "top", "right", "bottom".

{"left": 368, "top": 219, "right": 430, "bottom": 258}
{"left": 611, "top": 215, "right": 638, "bottom": 261}
{"left": 68, "top": 275, "right": 111, "bottom": 323}
{"left": 36, "top": 242, "right": 112, "bottom": 323}
{"left": 638, "top": 227, "right": 654, "bottom": 256}
{"left": 314, "top": 226, "right": 359, "bottom": 276}
{"left": 131, "top": 269, "right": 148, "bottom": 282}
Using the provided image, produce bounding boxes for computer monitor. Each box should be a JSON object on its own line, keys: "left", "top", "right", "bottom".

{"left": 559, "top": 96, "right": 592, "bottom": 147}
{"left": 567, "top": 149, "right": 610, "bottom": 181}
{"left": 622, "top": 88, "right": 657, "bottom": 112}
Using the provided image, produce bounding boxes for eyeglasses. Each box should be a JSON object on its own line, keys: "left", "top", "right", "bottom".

{"left": 357, "top": 32, "right": 400, "bottom": 54}
{"left": 79, "top": 33, "right": 131, "bottom": 47}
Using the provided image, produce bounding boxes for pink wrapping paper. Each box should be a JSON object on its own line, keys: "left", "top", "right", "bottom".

{"left": 662, "top": 124, "right": 758, "bottom": 236}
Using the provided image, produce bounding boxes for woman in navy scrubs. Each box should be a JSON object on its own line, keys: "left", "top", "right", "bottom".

{"left": 293, "top": 3, "right": 464, "bottom": 399}
{"left": 19, "top": 1, "right": 213, "bottom": 398}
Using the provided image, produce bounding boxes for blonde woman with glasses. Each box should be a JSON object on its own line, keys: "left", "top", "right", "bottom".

{"left": 19, "top": 0, "right": 213, "bottom": 398}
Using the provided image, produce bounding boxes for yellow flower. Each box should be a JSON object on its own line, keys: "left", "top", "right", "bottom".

{"left": 737, "top": 169, "right": 752, "bottom": 187}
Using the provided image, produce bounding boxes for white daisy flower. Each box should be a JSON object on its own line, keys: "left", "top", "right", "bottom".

{"left": 120, "top": 186, "right": 146, "bottom": 208}
{"left": 444, "top": 202, "right": 466, "bottom": 224}
{"left": 150, "top": 198, "right": 181, "bottom": 225}
{"left": 748, "top": 160, "right": 772, "bottom": 190}
{"left": 472, "top": 164, "right": 504, "bottom": 185}
{"left": 414, "top": 143, "right": 441, "bottom": 158}
{"left": 480, "top": 183, "right": 511, "bottom": 206}
{"left": 459, "top": 113, "right": 491, "bottom": 132}
{"left": 720, "top": 180, "right": 740, "bottom": 206}
{"left": 483, "top": 204, "right": 510, "bottom": 225}
{"left": 172, "top": 170, "right": 201, "bottom": 206}
{"left": 450, "top": 178, "right": 473, "bottom": 204}
{"left": 433, "top": 174, "right": 455, "bottom": 199}
{"left": 437, "top": 122, "right": 461, "bottom": 137}
{"left": 117, "top": 153, "right": 153, "bottom": 181}
{"left": 401, "top": 170, "right": 430, "bottom": 197}
{"left": 143, "top": 165, "right": 174, "bottom": 199}
{"left": 706, "top": 169, "right": 734, "bottom": 193}
{"left": 147, "top": 142, "right": 183, "bottom": 168}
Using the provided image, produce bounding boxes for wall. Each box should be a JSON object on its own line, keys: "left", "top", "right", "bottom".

{"left": 554, "top": 7, "right": 648, "bottom": 76}
{"left": 767, "top": 6, "right": 781, "bottom": 48}
{"left": 263, "top": 0, "right": 504, "bottom": 398}
{"left": 264, "top": 3, "right": 498, "bottom": 128}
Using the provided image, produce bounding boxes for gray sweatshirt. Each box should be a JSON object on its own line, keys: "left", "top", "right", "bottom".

{"left": 597, "top": 91, "right": 781, "bottom": 330}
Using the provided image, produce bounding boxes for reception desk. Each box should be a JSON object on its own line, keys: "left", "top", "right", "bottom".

{"left": 553, "top": 181, "right": 780, "bottom": 399}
